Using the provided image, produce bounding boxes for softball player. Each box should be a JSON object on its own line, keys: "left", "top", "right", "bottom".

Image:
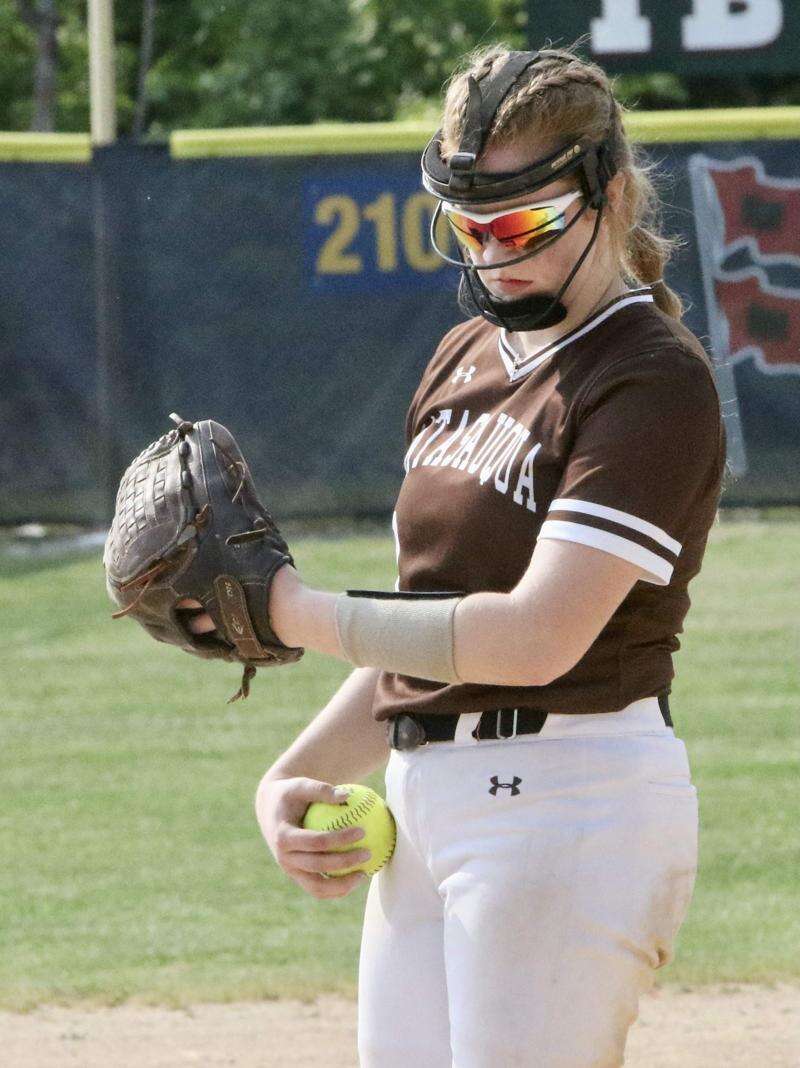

{"left": 195, "top": 44, "right": 726, "bottom": 1067}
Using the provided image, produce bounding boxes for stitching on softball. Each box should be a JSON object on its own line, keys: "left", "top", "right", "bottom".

{"left": 324, "top": 794, "right": 376, "bottom": 831}
{"left": 370, "top": 825, "right": 397, "bottom": 868}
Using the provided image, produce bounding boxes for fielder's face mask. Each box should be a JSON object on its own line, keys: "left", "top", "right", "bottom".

{"left": 421, "top": 50, "right": 619, "bottom": 332}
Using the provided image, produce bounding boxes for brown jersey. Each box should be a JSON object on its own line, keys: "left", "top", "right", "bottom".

{"left": 372, "top": 287, "right": 727, "bottom": 720}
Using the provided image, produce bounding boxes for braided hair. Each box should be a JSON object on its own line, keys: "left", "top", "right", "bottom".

{"left": 440, "top": 44, "right": 684, "bottom": 320}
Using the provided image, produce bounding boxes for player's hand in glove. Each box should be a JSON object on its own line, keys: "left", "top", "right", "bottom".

{"left": 104, "top": 414, "right": 303, "bottom": 702}
{"left": 176, "top": 564, "right": 300, "bottom": 637}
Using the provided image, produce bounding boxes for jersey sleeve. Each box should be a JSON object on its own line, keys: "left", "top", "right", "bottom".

{"left": 404, "top": 378, "right": 426, "bottom": 448}
{"left": 538, "top": 348, "right": 724, "bottom": 586}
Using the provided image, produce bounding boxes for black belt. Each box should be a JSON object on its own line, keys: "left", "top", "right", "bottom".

{"left": 388, "top": 694, "right": 672, "bottom": 751}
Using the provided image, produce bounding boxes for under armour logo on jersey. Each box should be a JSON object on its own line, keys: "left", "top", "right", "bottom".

{"left": 488, "top": 776, "right": 522, "bottom": 796}
{"left": 452, "top": 365, "right": 477, "bottom": 384}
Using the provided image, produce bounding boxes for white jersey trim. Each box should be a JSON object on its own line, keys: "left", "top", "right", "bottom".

{"left": 498, "top": 289, "right": 655, "bottom": 382}
{"left": 549, "top": 498, "right": 682, "bottom": 556}
{"left": 538, "top": 519, "right": 673, "bottom": 586}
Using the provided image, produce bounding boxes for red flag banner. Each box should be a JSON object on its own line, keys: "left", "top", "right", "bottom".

{"left": 703, "top": 158, "right": 800, "bottom": 261}
{"left": 714, "top": 270, "right": 800, "bottom": 374}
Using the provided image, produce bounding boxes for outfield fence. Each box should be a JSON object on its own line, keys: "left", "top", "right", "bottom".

{"left": 1, "top": 110, "right": 799, "bottom": 525}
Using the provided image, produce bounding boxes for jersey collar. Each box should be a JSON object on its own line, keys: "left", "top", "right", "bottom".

{"left": 497, "top": 287, "right": 655, "bottom": 382}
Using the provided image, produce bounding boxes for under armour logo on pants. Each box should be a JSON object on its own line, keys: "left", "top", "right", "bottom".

{"left": 488, "top": 776, "right": 522, "bottom": 796}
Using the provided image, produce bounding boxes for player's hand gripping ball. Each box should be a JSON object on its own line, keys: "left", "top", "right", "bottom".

{"left": 303, "top": 785, "right": 396, "bottom": 877}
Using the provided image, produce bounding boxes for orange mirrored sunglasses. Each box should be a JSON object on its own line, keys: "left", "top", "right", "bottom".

{"left": 442, "top": 189, "right": 583, "bottom": 254}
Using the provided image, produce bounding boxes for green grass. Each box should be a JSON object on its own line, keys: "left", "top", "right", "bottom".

{"left": 0, "top": 521, "right": 798, "bottom": 1008}
{"left": 666, "top": 516, "right": 800, "bottom": 985}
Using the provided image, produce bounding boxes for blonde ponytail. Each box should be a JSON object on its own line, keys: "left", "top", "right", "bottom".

{"left": 627, "top": 227, "right": 683, "bottom": 319}
{"left": 613, "top": 141, "right": 685, "bottom": 318}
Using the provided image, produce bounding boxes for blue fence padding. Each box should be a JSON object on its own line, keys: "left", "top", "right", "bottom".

{"left": 1, "top": 140, "right": 798, "bottom": 524}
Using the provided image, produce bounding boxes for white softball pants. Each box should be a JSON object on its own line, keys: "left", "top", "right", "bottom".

{"left": 357, "top": 697, "right": 698, "bottom": 1068}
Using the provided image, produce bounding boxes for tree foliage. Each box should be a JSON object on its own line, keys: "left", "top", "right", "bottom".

{"left": 0, "top": 0, "right": 796, "bottom": 136}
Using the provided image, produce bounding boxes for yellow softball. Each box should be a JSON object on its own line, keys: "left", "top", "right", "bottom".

{"left": 303, "top": 784, "right": 397, "bottom": 877}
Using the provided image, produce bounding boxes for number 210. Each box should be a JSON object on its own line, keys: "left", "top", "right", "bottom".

{"left": 314, "top": 192, "right": 452, "bottom": 275}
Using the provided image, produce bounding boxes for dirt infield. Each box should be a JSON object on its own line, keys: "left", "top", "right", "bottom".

{"left": 3, "top": 985, "right": 798, "bottom": 1066}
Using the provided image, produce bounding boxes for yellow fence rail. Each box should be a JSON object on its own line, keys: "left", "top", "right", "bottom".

{"left": 2, "top": 107, "right": 799, "bottom": 163}
{"left": 170, "top": 107, "right": 800, "bottom": 158}
{"left": 0, "top": 132, "right": 92, "bottom": 162}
